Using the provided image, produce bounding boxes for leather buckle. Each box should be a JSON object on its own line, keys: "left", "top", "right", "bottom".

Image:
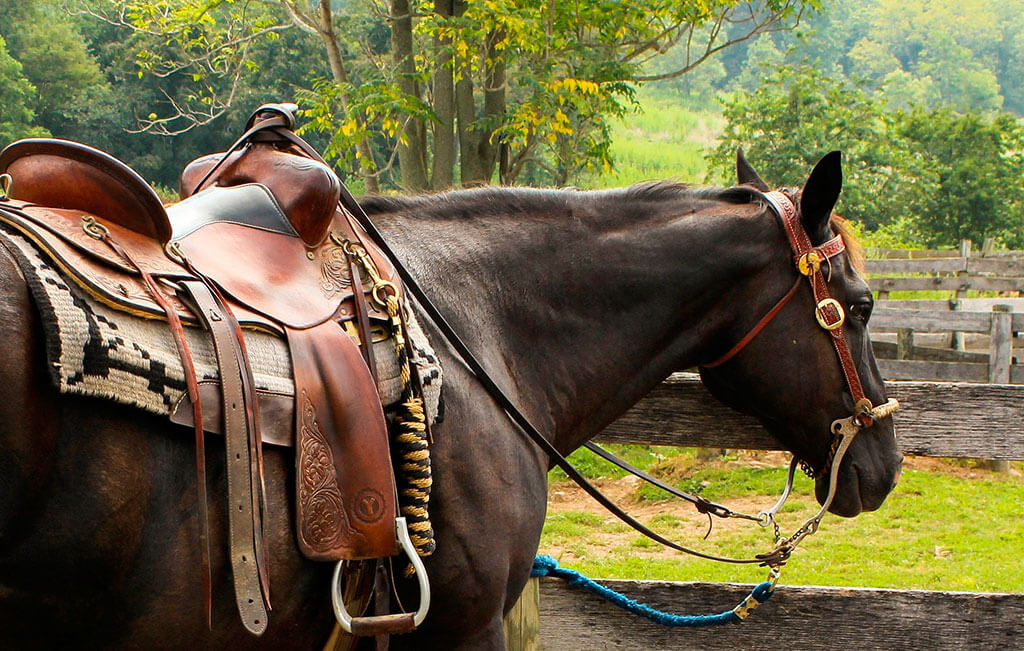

{"left": 815, "top": 298, "right": 845, "bottom": 331}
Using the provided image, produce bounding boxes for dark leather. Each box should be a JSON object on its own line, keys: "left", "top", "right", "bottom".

{"left": 180, "top": 141, "right": 340, "bottom": 246}
{"left": 169, "top": 184, "right": 298, "bottom": 239}
{"left": 0, "top": 139, "right": 170, "bottom": 241}
{"left": 288, "top": 322, "right": 398, "bottom": 561}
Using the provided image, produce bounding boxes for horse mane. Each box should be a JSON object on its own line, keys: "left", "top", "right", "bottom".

{"left": 831, "top": 215, "right": 865, "bottom": 273}
{"left": 359, "top": 182, "right": 863, "bottom": 271}
{"left": 359, "top": 181, "right": 761, "bottom": 219}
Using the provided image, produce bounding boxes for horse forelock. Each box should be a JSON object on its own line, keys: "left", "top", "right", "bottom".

{"left": 830, "top": 215, "right": 865, "bottom": 273}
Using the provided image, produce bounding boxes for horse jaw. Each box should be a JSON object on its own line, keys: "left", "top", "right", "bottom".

{"left": 816, "top": 420, "right": 903, "bottom": 517}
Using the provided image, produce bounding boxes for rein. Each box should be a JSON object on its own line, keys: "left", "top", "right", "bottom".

{"left": 340, "top": 184, "right": 898, "bottom": 575}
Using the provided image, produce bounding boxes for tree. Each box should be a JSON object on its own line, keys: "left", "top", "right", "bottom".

{"left": 711, "top": 63, "right": 933, "bottom": 229}
{"left": 0, "top": 1, "right": 116, "bottom": 139}
{"left": 897, "top": 110, "right": 1024, "bottom": 248}
{"left": 74, "top": 0, "right": 820, "bottom": 191}
{"left": 0, "top": 36, "right": 49, "bottom": 143}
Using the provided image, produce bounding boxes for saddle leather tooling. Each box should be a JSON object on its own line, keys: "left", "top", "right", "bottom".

{"left": 0, "top": 103, "right": 428, "bottom": 638}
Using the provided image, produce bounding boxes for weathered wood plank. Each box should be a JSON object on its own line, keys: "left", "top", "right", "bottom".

{"left": 969, "top": 257, "right": 1024, "bottom": 276}
{"left": 536, "top": 578, "right": 1024, "bottom": 650}
{"left": 504, "top": 576, "right": 540, "bottom": 651}
{"left": 871, "top": 308, "right": 992, "bottom": 333}
{"left": 876, "top": 359, "right": 989, "bottom": 383}
{"left": 872, "top": 340, "right": 989, "bottom": 363}
{"left": 597, "top": 373, "right": 1024, "bottom": 460}
{"left": 866, "top": 248, "right": 959, "bottom": 259}
{"left": 879, "top": 297, "right": 1024, "bottom": 312}
{"left": 865, "top": 258, "right": 967, "bottom": 274}
{"left": 868, "top": 276, "right": 1024, "bottom": 293}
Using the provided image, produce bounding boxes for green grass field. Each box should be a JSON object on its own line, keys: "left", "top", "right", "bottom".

{"left": 541, "top": 446, "right": 1024, "bottom": 593}
{"left": 583, "top": 91, "right": 726, "bottom": 189}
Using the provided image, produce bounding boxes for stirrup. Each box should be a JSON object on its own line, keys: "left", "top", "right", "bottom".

{"left": 331, "top": 517, "right": 431, "bottom": 635}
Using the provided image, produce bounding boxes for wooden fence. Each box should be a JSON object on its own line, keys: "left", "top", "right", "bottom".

{"left": 865, "top": 240, "right": 1023, "bottom": 386}
{"left": 504, "top": 373, "right": 1024, "bottom": 650}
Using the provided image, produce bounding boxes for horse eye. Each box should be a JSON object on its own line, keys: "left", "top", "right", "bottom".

{"left": 849, "top": 301, "right": 872, "bottom": 321}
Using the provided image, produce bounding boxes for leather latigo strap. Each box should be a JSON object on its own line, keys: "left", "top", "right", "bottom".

{"left": 762, "top": 190, "right": 867, "bottom": 407}
{"left": 182, "top": 279, "right": 270, "bottom": 635}
{"left": 287, "top": 322, "right": 399, "bottom": 561}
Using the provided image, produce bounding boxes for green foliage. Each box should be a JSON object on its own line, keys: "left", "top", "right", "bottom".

{"left": 711, "top": 63, "right": 933, "bottom": 229}
{"left": 0, "top": 36, "right": 48, "bottom": 142}
{"left": 896, "top": 109, "right": 1024, "bottom": 248}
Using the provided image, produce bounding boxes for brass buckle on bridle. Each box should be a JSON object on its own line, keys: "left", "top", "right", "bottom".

{"left": 815, "top": 298, "right": 845, "bottom": 331}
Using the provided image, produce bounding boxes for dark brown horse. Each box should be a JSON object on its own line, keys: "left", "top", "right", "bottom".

{"left": 0, "top": 151, "right": 901, "bottom": 649}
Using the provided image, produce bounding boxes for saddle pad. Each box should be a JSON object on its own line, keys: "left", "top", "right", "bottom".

{"left": 0, "top": 230, "right": 442, "bottom": 428}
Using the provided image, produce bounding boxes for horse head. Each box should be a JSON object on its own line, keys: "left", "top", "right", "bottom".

{"left": 699, "top": 149, "right": 902, "bottom": 517}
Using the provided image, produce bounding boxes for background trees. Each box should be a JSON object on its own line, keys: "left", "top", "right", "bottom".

{"left": 2, "top": 0, "right": 1023, "bottom": 248}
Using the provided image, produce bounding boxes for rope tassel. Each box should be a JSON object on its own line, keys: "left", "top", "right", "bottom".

{"left": 386, "top": 294, "right": 435, "bottom": 568}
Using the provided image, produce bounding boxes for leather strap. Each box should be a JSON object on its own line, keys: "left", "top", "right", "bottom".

{"left": 88, "top": 227, "right": 215, "bottom": 626}
{"left": 763, "top": 190, "right": 867, "bottom": 410}
{"left": 287, "top": 322, "right": 399, "bottom": 561}
{"left": 182, "top": 279, "right": 269, "bottom": 635}
{"left": 348, "top": 255, "right": 379, "bottom": 384}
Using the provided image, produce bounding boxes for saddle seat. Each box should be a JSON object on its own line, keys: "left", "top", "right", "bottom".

{"left": 0, "top": 103, "right": 425, "bottom": 638}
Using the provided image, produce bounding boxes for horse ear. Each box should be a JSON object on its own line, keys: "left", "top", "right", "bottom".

{"left": 736, "top": 147, "right": 770, "bottom": 191}
{"left": 800, "top": 151, "right": 842, "bottom": 242}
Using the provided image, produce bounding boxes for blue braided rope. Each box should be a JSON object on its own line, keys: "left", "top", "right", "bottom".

{"left": 531, "top": 555, "right": 775, "bottom": 627}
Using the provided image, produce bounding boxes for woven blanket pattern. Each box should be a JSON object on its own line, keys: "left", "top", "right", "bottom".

{"left": 0, "top": 231, "right": 441, "bottom": 422}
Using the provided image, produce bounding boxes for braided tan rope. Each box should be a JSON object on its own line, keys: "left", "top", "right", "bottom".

{"left": 385, "top": 294, "right": 435, "bottom": 570}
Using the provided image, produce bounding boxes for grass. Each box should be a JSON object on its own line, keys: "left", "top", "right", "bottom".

{"left": 541, "top": 449, "right": 1024, "bottom": 593}
{"left": 582, "top": 90, "right": 725, "bottom": 189}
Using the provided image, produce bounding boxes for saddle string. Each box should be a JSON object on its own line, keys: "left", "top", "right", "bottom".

{"left": 80, "top": 218, "right": 216, "bottom": 625}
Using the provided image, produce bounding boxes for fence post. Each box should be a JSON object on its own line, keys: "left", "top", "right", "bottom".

{"left": 896, "top": 328, "right": 914, "bottom": 360}
{"left": 985, "top": 305, "right": 1013, "bottom": 472}
{"left": 952, "top": 239, "right": 972, "bottom": 351}
{"left": 504, "top": 577, "right": 541, "bottom": 651}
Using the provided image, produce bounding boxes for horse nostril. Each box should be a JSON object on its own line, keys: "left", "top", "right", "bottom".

{"left": 891, "top": 463, "right": 902, "bottom": 490}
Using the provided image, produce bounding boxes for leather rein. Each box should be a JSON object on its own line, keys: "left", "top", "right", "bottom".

{"left": 339, "top": 182, "right": 898, "bottom": 570}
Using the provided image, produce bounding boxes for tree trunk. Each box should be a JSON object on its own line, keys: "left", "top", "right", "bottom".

{"left": 390, "top": 0, "right": 429, "bottom": 191}
{"left": 453, "top": 0, "right": 486, "bottom": 186}
{"left": 431, "top": 0, "right": 455, "bottom": 189}
{"left": 477, "top": 28, "right": 506, "bottom": 183}
{"left": 317, "top": 0, "right": 380, "bottom": 194}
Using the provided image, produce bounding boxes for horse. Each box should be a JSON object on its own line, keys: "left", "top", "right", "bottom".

{"left": 0, "top": 150, "right": 902, "bottom": 649}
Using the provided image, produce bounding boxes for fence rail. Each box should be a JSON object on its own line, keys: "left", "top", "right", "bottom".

{"left": 505, "top": 372, "right": 1024, "bottom": 649}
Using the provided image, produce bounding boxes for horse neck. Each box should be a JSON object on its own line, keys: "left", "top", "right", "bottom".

{"left": 370, "top": 187, "right": 781, "bottom": 453}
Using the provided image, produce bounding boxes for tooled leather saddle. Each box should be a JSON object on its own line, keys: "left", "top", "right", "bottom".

{"left": 0, "top": 103, "right": 429, "bottom": 637}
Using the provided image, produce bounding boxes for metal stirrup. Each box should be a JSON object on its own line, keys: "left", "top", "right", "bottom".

{"left": 331, "top": 517, "right": 431, "bottom": 634}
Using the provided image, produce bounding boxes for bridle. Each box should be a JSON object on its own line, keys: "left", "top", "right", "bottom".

{"left": 702, "top": 189, "right": 899, "bottom": 475}
{"left": 340, "top": 181, "right": 899, "bottom": 595}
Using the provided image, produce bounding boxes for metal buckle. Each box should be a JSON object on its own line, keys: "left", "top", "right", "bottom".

{"left": 815, "top": 298, "right": 845, "bottom": 330}
{"left": 0, "top": 173, "right": 11, "bottom": 200}
{"left": 331, "top": 517, "right": 431, "bottom": 633}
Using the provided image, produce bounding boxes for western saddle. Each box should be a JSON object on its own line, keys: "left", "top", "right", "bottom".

{"left": 0, "top": 103, "right": 429, "bottom": 638}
